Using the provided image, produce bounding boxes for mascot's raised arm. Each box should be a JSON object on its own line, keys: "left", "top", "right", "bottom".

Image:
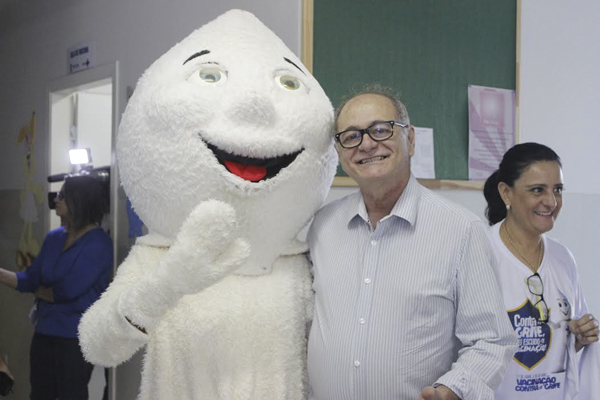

{"left": 78, "top": 9, "right": 337, "bottom": 400}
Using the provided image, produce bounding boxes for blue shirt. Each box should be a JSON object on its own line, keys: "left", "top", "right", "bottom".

{"left": 307, "top": 176, "right": 518, "bottom": 400}
{"left": 17, "top": 226, "right": 113, "bottom": 338}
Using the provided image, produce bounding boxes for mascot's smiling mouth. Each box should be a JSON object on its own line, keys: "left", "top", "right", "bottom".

{"left": 205, "top": 141, "right": 303, "bottom": 182}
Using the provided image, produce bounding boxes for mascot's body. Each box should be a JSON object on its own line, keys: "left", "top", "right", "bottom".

{"left": 79, "top": 10, "right": 337, "bottom": 399}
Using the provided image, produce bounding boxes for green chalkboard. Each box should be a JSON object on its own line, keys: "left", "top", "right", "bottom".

{"left": 313, "top": 0, "right": 516, "bottom": 180}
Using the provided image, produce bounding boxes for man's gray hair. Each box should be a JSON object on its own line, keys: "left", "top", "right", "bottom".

{"left": 333, "top": 83, "right": 410, "bottom": 132}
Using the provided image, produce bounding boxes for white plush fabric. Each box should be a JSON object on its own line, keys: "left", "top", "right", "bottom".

{"left": 78, "top": 9, "right": 337, "bottom": 399}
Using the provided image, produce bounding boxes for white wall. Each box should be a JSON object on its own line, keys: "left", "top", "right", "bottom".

{"left": 519, "top": 0, "right": 600, "bottom": 195}
{"left": 78, "top": 88, "right": 113, "bottom": 169}
{"left": 50, "top": 95, "right": 74, "bottom": 178}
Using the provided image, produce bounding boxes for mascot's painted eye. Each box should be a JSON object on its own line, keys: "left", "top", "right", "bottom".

{"left": 188, "top": 67, "right": 228, "bottom": 85}
{"left": 277, "top": 75, "right": 301, "bottom": 90}
{"left": 199, "top": 68, "right": 225, "bottom": 83}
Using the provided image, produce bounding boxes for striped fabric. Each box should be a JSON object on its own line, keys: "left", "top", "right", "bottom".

{"left": 307, "top": 175, "right": 517, "bottom": 400}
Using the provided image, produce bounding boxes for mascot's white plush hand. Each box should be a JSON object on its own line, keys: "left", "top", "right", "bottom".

{"left": 165, "top": 199, "right": 251, "bottom": 293}
{"left": 118, "top": 200, "right": 251, "bottom": 333}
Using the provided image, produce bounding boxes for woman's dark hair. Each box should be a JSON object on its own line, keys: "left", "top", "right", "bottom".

{"left": 63, "top": 175, "right": 109, "bottom": 231}
{"left": 483, "top": 142, "right": 561, "bottom": 225}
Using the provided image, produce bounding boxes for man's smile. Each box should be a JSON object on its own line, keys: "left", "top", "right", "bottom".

{"left": 357, "top": 155, "right": 388, "bottom": 164}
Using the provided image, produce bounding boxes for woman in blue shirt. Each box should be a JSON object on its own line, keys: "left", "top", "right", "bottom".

{"left": 0, "top": 175, "right": 113, "bottom": 399}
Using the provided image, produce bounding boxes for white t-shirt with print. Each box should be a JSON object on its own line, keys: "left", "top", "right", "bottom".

{"left": 488, "top": 221, "right": 587, "bottom": 400}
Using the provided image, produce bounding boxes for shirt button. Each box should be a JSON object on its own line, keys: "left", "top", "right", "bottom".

{"left": 359, "top": 318, "right": 365, "bottom": 324}
{"left": 354, "top": 360, "right": 360, "bottom": 367}
{"left": 364, "top": 278, "right": 371, "bottom": 284}
{"left": 371, "top": 240, "right": 377, "bottom": 246}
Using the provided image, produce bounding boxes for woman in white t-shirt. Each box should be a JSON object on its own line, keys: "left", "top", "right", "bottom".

{"left": 483, "top": 142, "right": 599, "bottom": 400}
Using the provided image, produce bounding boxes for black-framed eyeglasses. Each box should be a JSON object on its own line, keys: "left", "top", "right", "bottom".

{"left": 526, "top": 272, "right": 549, "bottom": 324}
{"left": 335, "top": 120, "right": 408, "bottom": 149}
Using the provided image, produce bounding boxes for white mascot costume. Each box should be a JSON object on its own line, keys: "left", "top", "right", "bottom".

{"left": 79, "top": 9, "right": 337, "bottom": 399}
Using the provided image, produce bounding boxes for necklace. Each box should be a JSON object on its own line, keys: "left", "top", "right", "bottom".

{"left": 502, "top": 221, "right": 543, "bottom": 272}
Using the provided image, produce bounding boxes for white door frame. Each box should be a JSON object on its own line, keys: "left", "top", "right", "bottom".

{"left": 45, "top": 61, "right": 120, "bottom": 400}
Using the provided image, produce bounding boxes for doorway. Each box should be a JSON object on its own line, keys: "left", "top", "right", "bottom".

{"left": 46, "top": 62, "right": 120, "bottom": 400}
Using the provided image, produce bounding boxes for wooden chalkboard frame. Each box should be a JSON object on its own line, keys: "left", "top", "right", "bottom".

{"left": 301, "top": 0, "right": 521, "bottom": 190}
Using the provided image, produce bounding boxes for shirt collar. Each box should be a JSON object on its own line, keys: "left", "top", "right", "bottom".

{"left": 342, "top": 191, "right": 365, "bottom": 226}
{"left": 389, "top": 174, "right": 420, "bottom": 226}
{"left": 346, "top": 174, "right": 421, "bottom": 227}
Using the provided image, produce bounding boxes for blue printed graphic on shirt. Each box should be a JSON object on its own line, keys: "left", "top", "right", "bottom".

{"left": 513, "top": 372, "right": 563, "bottom": 393}
{"left": 508, "top": 299, "right": 552, "bottom": 370}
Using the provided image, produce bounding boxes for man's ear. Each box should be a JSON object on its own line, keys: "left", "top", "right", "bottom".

{"left": 498, "top": 181, "right": 512, "bottom": 208}
{"left": 407, "top": 125, "right": 416, "bottom": 157}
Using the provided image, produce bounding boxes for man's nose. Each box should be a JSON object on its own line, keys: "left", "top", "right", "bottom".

{"left": 358, "top": 132, "right": 378, "bottom": 151}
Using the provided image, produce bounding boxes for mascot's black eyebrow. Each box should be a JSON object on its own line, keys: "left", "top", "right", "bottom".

{"left": 183, "top": 50, "right": 211, "bottom": 65}
{"left": 284, "top": 57, "right": 305, "bottom": 75}
{"left": 183, "top": 51, "right": 303, "bottom": 75}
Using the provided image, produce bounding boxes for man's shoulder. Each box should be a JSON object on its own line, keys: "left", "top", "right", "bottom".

{"left": 310, "top": 191, "right": 360, "bottom": 235}
{"left": 314, "top": 190, "right": 360, "bottom": 220}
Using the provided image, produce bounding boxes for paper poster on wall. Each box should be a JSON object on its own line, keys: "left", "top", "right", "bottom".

{"left": 468, "top": 85, "right": 515, "bottom": 180}
{"left": 16, "top": 111, "right": 45, "bottom": 271}
{"left": 411, "top": 126, "right": 435, "bottom": 179}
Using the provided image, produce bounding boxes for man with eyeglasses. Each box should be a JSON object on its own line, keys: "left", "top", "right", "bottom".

{"left": 307, "top": 86, "right": 518, "bottom": 400}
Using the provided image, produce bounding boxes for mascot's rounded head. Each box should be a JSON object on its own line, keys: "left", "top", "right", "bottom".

{"left": 118, "top": 9, "right": 337, "bottom": 251}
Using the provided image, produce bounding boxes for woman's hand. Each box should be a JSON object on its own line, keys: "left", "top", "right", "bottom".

{"left": 0, "top": 268, "right": 17, "bottom": 290}
{"left": 569, "top": 314, "right": 599, "bottom": 352}
{"left": 0, "top": 354, "right": 13, "bottom": 380}
{"left": 419, "top": 385, "right": 460, "bottom": 400}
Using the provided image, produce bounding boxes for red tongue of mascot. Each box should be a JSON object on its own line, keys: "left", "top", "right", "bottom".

{"left": 224, "top": 161, "right": 267, "bottom": 182}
